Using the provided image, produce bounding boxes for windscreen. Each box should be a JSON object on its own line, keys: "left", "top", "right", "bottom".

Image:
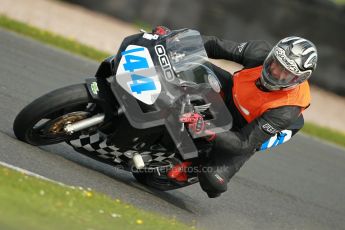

{"left": 111, "top": 29, "right": 232, "bottom": 159}
{"left": 165, "top": 29, "right": 210, "bottom": 86}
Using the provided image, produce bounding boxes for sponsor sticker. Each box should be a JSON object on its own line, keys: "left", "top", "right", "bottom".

{"left": 237, "top": 42, "right": 247, "bottom": 53}
{"left": 142, "top": 33, "right": 159, "bottom": 40}
{"left": 155, "top": 45, "right": 175, "bottom": 82}
{"left": 90, "top": 82, "right": 99, "bottom": 95}
{"left": 262, "top": 123, "right": 278, "bottom": 134}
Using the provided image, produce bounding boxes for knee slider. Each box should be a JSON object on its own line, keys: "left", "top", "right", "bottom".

{"left": 198, "top": 166, "right": 229, "bottom": 194}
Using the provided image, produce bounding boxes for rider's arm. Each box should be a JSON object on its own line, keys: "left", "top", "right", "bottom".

{"left": 202, "top": 35, "right": 272, "bottom": 68}
{"left": 212, "top": 106, "right": 303, "bottom": 155}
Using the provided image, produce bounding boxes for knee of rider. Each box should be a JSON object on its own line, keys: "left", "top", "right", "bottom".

{"left": 199, "top": 175, "right": 227, "bottom": 193}
{"left": 199, "top": 166, "right": 231, "bottom": 193}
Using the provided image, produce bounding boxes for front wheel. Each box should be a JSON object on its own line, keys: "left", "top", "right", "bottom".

{"left": 13, "top": 84, "right": 94, "bottom": 146}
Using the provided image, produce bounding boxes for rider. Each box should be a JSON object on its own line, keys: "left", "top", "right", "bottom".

{"left": 97, "top": 26, "right": 318, "bottom": 197}
{"left": 196, "top": 35, "right": 318, "bottom": 198}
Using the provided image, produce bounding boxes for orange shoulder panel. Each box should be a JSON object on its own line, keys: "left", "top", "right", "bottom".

{"left": 232, "top": 66, "right": 311, "bottom": 123}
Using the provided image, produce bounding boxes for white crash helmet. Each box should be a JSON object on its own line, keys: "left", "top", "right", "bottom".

{"left": 260, "top": 36, "right": 318, "bottom": 91}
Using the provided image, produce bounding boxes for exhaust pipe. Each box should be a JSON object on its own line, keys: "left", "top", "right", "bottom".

{"left": 64, "top": 114, "right": 105, "bottom": 134}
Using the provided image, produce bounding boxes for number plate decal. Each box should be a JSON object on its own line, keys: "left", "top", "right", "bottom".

{"left": 116, "top": 45, "right": 161, "bottom": 105}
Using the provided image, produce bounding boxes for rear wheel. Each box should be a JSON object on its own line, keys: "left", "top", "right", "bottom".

{"left": 13, "top": 84, "right": 95, "bottom": 145}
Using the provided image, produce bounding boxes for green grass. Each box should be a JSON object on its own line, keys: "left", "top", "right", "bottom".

{"left": 332, "top": 0, "right": 345, "bottom": 5}
{"left": 0, "top": 15, "right": 110, "bottom": 62}
{"left": 0, "top": 14, "right": 344, "bottom": 149}
{"left": 133, "top": 20, "right": 153, "bottom": 33}
{"left": 303, "top": 122, "right": 345, "bottom": 148}
{"left": 0, "top": 166, "right": 193, "bottom": 230}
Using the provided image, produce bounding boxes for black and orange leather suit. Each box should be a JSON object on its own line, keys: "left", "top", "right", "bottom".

{"left": 198, "top": 36, "right": 311, "bottom": 197}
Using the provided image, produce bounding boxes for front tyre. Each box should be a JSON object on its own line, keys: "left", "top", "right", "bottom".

{"left": 13, "top": 84, "right": 93, "bottom": 146}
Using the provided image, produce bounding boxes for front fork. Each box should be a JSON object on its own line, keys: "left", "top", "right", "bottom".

{"left": 64, "top": 113, "right": 105, "bottom": 134}
{"left": 64, "top": 77, "right": 120, "bottom": 135}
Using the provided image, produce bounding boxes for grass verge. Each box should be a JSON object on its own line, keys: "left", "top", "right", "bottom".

{"left": 0, "top": 165, "right": 192, "bottom": 230}
{"left": 303, "top": 122, "right": 345, "bottom": 148}
{"left": 332, "top": 0, "right": 345, "bottom": 5}
{"left": 0, "top": 14, "right": 344, "bottom": 148}
{"left": 0, "top": 15, "right": 109, "bottom": 61}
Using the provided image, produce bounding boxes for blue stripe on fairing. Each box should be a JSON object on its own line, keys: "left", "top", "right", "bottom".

{"left": 121, "top": 47, "right": 145, "bottom": 56}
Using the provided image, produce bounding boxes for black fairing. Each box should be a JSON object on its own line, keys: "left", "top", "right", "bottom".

{"left": 95, "top": 56, "right": 116, "bottom": 79}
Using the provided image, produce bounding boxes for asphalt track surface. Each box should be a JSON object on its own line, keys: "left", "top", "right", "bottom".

{"left": 1, "top": 29, "right": 345, "bottom": 230}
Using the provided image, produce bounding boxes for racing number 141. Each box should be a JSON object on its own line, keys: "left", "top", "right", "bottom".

{"left": 121, "top": 47, "right": 156, "bottom": 94}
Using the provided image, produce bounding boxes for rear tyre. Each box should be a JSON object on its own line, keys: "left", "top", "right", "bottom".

{"left": 13, "top": 84, "right": 93, "bottom": 145}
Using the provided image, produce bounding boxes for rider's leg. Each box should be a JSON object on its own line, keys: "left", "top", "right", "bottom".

{"left": 198, "top": 149, "right": 255, "bottom": 198}
{"left": 198, "top": 115, "right": 304, "bottom": 198}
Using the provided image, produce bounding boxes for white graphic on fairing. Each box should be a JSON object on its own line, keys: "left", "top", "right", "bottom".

{"left": 116, "top": 45, "right": 161, "bottom": 105}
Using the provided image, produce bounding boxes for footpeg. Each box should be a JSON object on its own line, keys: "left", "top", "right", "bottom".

{"left": 133, "top": 153, "right": 145, "bottom": 169}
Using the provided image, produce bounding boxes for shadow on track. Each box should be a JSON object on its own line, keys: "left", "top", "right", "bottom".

{"left": 40, "top": 143, "right": 197, "bottom": 214}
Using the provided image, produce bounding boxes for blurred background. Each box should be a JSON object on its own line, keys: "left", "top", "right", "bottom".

{"left": 64, "top": 0, "right": 345, "bottom": 96}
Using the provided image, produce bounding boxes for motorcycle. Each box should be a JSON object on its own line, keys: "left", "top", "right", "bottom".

{"left": 13, "top": 28, "right": 232, "bottom": 191}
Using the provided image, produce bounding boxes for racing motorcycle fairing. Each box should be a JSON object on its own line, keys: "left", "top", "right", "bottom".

{"left": 110, "top": 29, "right": 233, "bottom": 159}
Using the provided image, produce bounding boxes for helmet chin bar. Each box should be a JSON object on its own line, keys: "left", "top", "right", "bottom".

{"left": 281, "top": 84, "right": 298, "bottom": 91}
{"left": 258, "top": 76, "right": 298, "bottom": 92}
{"left": 258, "top": 76, "right": 280, "bottom": 91}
